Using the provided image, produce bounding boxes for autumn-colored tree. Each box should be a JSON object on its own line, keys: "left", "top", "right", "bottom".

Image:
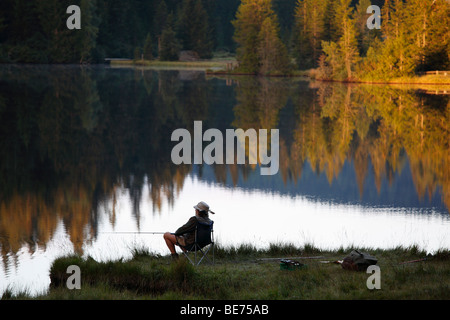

{"left": 362, "top": 0, "right": 450, "bottom": 79}
{"left": 354, "top": 0, "right": 380, "bottom": 56}
{"left": 232, "top": 0, "right": 288, "bottom": 74}
{"left": 407, "top": 0, "right": 450, "bottom": 71}
{"left": 335, "top": 0, "right": 360, "bottom": 80}
{"left": 316, "top": 0, "right": 359, "bottom": 80}
{"left": 258, "top": 17, "right": 290, "bottom": 75}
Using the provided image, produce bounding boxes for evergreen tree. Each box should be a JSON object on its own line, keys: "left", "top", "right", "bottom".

{"left": 233, "top": 0, "right": 273, "bottom": 73}
{"left": 407, "top": 0, "right": 450, "bottom": 71}
{"left": 213, "top": 0, "right": 240, "bottom": 51}
{"left": 36, "top": 0, "right": 71, "bottom": 62}
{"left": 354, "top": 0, "right": 380, "bottom": 56}
{"left": 96, "top": 0, "right": 142, "bottom": 58}
{"left": 272, "top": 0, "right": 297, "bottom": 45}
{"left": 381, "top": 0, "right": 394, "bottom": 39}
{"left": 159, "top": 14, "right": 181, "bottom": 61}
{"left": 320, "top": 40, "right": 342, "bottom": 79}
{"left": 177, "top": 0, "right": 213, "bottom": 58}
{"left": 323, "top": 0, "right": 338, "bottom": 42}
{"left": 153, "top": 0, "right": 168, "bottom": 39}
{"left": 78, "top": 0, "right": 100, "bottom": 63}
{"left": 378, "top": 0, "right": 419, "bottom": 77}
{"left": 319, "top": 0, "right": 359, "bottom": 80}
{"left": 4, "top": 0, "right": 46, "bottom": 62}
{"left": 425, "top": 0, "right": 450, "bottom": 70}
{"left": 143, "top": 33, "right": 153, "bottom": 60}
{"left": 258, "top": 16, "right": 290, "bottom": 75}
{"left": 293, "top": 0, "right": 308, "bottom": 68}
{"left": 336, "top": 0, "right": 359, "bottom": 80}
{"left": 134, "top": 46, "right": 142, "bottom": 61}
{"left": 356, "top": 37, "right": 383, "bottom": 80}
{"left": 293, "top": 0, "right": 328, "bottom": 68}
{"left": 317, "top": 0, "right": 361, "bottom": 80}
{"left": 232, "top": 0, "right": 286, "bottom": 74}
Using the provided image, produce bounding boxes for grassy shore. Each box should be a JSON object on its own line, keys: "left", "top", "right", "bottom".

{"left": 110, "top": 57, "right": 236, "bottom": 71}
{"left": 4, "top": 244, "right": 450, "bottom": 300}
{"left": 306, "top": 69, "right": 450, "bottom": 85}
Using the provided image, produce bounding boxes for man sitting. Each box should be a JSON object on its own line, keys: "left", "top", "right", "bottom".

{"left": 163, "top": 201, "right": 214, "bottom": 259}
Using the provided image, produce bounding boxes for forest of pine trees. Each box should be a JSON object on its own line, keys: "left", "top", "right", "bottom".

{"left": 0, "top": 0, "right": 448, "bottom": 80}
{"left": 232, "top": 0, "right": 449, "bottom": 78}
{"left": 311, "top": 0, "right": 450, "bottom": 80}
{"left": 0, "top": 0, "right": 240, "bottom": 63}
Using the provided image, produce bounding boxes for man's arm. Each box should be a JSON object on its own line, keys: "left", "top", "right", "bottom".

{"left": 174, "top": 216, "right": 197, "bottom": 236}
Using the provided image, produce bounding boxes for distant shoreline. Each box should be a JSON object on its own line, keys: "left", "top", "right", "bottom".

{"left": 110, "top": 59, "right": 450, "bottom": 86}
{"left": 207, "top": 68, "right": 450, "bottom": 85}
{"left": 110, "top": 58, "right": 235, "bottom": 71}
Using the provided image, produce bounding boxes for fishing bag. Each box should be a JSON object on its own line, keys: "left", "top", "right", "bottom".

{"left": 341, "top": 250, "right": 377, "bottom": 271}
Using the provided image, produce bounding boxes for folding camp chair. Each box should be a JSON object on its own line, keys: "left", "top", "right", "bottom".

{"left": 181, "top": 220, "right": 214, "bottom": 266}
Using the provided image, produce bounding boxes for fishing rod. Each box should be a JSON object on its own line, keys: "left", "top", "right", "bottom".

{"left": 101, "top": 232, "right": 166, "bottom": 235}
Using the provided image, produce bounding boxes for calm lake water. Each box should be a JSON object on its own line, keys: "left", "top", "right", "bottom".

{"left": 0, "top": 65, "right": 449, "bottom": 296}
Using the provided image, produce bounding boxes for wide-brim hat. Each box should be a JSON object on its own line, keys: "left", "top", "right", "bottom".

{"left": 194, "top": 201, "right": 215, "bottom": 214}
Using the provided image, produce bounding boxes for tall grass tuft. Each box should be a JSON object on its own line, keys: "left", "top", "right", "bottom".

{"left": 1, "top": 287, "right": 32, "bottom": 300}
{"left": 268, "top": 242, "right": 301, "bottom": 256}
{"left": 167, "top": 258, "right": 197, "bottom": 291}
